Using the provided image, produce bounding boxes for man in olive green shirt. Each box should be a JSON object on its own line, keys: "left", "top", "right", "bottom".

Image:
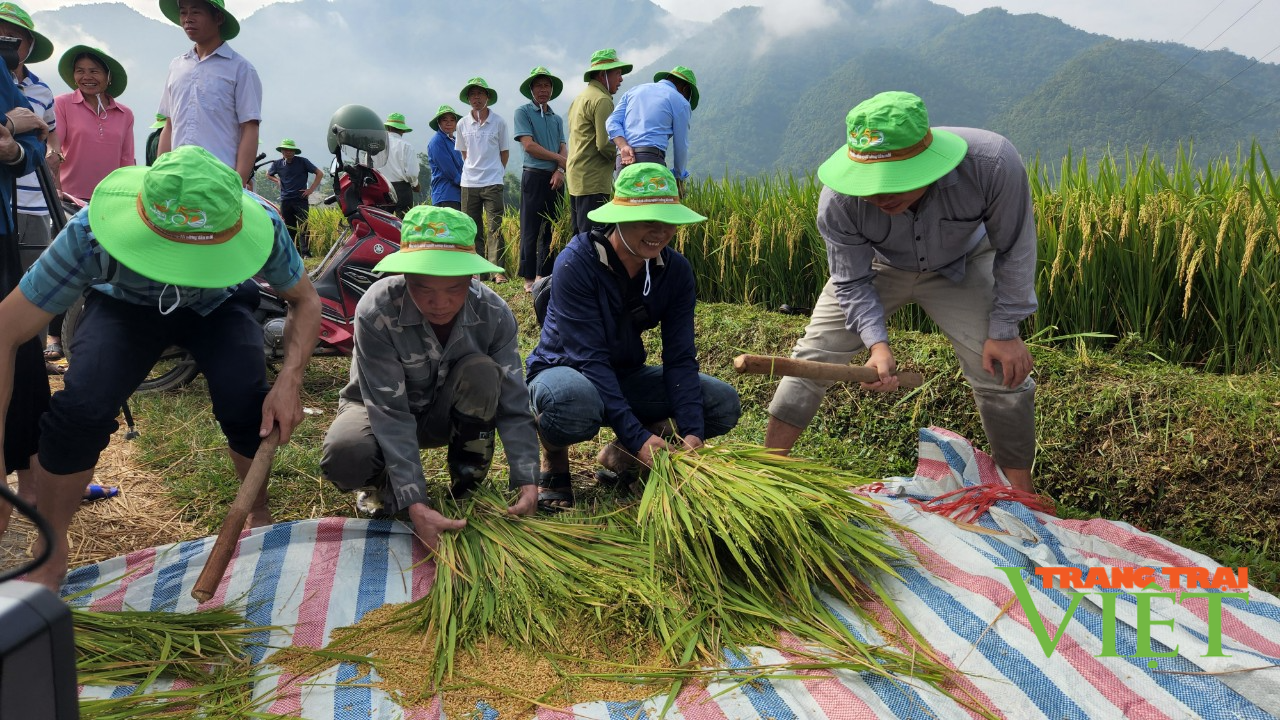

{"left": 566, "top": 48, "right": 630, "bottom": 236}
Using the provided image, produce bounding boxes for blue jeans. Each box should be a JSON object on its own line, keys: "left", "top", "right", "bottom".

{"left": 529, "top": 365, "right": 741, "bottom": 449}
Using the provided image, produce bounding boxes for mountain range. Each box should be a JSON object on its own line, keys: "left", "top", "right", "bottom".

{"left": 28, "top": 0, "right": 1280, "bottom": 177}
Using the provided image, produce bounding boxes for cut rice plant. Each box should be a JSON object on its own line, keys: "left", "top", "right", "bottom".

{"left": 637, "top": 444, "right": 942, "bottom": 681}
{"left": 370, "top": 445, "right": 978, "bottom": 717}
{"left": 74, "top": 606, "right": 277, "bottom": 719}
{"left": 391, "top": 495, "right": 661, "bottom": 687}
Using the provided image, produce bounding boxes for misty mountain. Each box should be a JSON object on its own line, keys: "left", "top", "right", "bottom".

{"left": 29, "top": 0, "right": 1280, "bottom": 178}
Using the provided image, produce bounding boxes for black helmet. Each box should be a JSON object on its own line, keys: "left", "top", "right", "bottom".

{"left": 327, "top": 104, "right": 388, "bottom": 155}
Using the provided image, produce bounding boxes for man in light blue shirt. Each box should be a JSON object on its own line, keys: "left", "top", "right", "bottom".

{"left": 606, "top": 65, "right": 698, "bottom": 188}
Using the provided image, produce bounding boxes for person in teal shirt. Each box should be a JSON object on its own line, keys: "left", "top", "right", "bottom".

{"left": 513, "top": 67, "right": 567, "bottom": 292}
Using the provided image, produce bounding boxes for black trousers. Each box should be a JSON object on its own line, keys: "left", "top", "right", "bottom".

{"left": 570, "top": 193, "right": 609, "bottom": 237}
{"left": 1, "top": 231, "right": 48, "bottom": 472}
{"left": 280, "top": 197, "right": 310, "bottom": 254}
{"left": 391, "top": 181, "right": 414, "bottom": 217}
{"left": 518, "top": 168, "right": 564, "bottom": 280}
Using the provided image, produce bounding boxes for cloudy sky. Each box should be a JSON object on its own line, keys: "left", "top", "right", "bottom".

{"left": 18, "top": 0, "right": 1280, "bottom": 61}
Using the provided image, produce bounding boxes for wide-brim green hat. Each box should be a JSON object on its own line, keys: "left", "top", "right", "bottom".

{"left": 374, "top": 206, "right": 503, "bottom": 276}
{"left": 459, "top": 77, "right": 497, "bottom": 106}
{"left": 428, "top": 104, "right": 459, "bottom": 132}
{"left": 276, "top": 138, "right": 300, "bottom": 152}
{"left": 384, "top": 112, "right": 412, "bottom": 132}
{"left": 817, "top": 90, "right": 968, "bottom": 197}
{"left": 159, "top": 0, "right": 239, "bottom": 40}
{"left": 88, "top": 145, "right": 273, "bottom": 289}
{"left": 0, "top": 3, "right": 53, "bottom": 64}
{"left": 588, "top": 162, "right": 705, "bottom": 226}
{"left": 654, "top": 66, "right": 699, "bottom": 110}
{"left": 582, "top": 48, "right": 632, "bottom": 83}
{"left": 150, "top": 113, "right": 168, "bottom": 129}
{"left": 519, "top": 66, "right": 563, "bottom": 101}
{"left": 59, "top": 45, "right": 128, "bottom": 99}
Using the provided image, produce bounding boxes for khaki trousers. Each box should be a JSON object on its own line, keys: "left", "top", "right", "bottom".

{"left": 768, "top": 242, "right": 1035, "bottom": 468}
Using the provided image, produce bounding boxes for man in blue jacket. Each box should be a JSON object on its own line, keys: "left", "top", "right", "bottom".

{"left": 426, "top": 104, "right": 462, "bottom": 210}
{"left": 526, "top": 162, "right": 741, "bottom": 511}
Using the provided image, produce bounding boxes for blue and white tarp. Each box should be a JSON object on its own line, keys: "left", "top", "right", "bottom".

{"left": 67, "top": 428, "right": 1280, "bottom": 719}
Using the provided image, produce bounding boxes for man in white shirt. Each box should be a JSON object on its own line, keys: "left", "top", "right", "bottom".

{"left": 156, "top": 0, "right": 262, "bottom": 185}
{"left": 382, "top": 112, "right": 419, "bottom": 218}
{"left": 454, "top": 77, "right": 510, "bottom": 282}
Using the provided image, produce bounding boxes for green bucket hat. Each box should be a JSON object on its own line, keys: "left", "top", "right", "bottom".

{"left": 588, "top": 163, "right": 706, "bottom": 226}
{"left": 373, "top": 206, "right": 503, "bottom": 277}
{"left": 519, "top": 66, "right": 563, "bottom": 101}
{"left": 88, "top": 145, "right": 274, "bottom": 289}
{"left": 582, "top": 48, "right": 632, "bottom": 83}
{"left": 276, "top": 138, "right": 300, "bottom": 153}
{"left": 428, "top": 104, "right": 459, "bottom": 132}
{"left": 159, "top": 0, "right": 240, "bottom": 40}
{"left": 459, "top": 77, "right": 497, "bottom": 106}
{"left": 384, "top": 112, "right": 412, "bottom": 133}
{"left": 654, "top": 65, "right": 700, "bottom": 110}
{"left": 150, "top": 113, "right": 168, "bottom": 129}
{"left": 0, "top": 2, "right": 53, "bottom": 64}
{"left": 817, "top": 91, "right": 968, "bottom": 197}
{"left": 59, "top": 45, "right": 128, "bottom": 99}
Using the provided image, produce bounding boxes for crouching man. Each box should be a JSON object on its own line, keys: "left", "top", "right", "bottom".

{"left": 526, "top": 163, "right": 742, "bottom": 511}
{"left": 321, "top": 206, "right": 539, "bottom": 551}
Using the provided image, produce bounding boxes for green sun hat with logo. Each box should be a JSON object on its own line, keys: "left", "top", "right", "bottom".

{"left": 276, "top": 138, "right": 301, "bottom": 152}
{"left": 59, "top": 45, "right": 128, "bottom": 98}
{"left": 519, "top": 66, "right": 563, "bottom": 101}
{"left": 150, "top": 113, "right": 168, "bottom": 129}
{"left": 582, "top": 48, "right": 632, "bottom": 82}
{"left": 653, "top": 65, "right": 699, "bottom": 110}
{"left": 588, "top": 162, "right": 706, "bottom": 226}
{"left": 159, "top": 0, "right": 240, "bottom": 40}
{"left": 459, "top": 77, "right": 497, "bottom": 105}
{"left": 88, "top": 145, "right": 274, "bottom": 289}
{"left": 374, "top": 206, "right": 503, "bottom": 277}
{"left": 817, "top": 91, "right": 968, "bottom": 197}
{"left": 429, "top": 104, "right": 459, "bottom": 132}
{"left": 0, "top": 2, "right": 53, "bottom": 64}
{"left": 384, "top": 112, "right": 412, "bottom": 132}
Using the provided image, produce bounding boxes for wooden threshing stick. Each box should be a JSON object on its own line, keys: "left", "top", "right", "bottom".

{"left": 191, "top": 428, "right": 281, "bottom": 602}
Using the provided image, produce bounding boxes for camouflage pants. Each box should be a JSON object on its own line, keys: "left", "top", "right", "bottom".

{"left": 320, "top": 353, "right": 501, "bottom": 493}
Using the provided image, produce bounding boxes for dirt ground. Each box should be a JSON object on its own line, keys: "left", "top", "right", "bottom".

{"left": 1, "top": 376, "right": 201, "bottom": 577}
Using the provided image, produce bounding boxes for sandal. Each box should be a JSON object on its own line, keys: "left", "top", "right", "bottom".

{"left": 44, "top": 341, "right": 64, "bottom": 360}
{"left": 595, "top": 468, "right": 644, "bottom": 497}
{"left": 82, "top": 484, "right": 120, "bottom": 502}
{"left": 46, "top": 361, "right": 66, "bottom": 375}
{"left": 537, "top": 471, "right": 574, "bottom": 513}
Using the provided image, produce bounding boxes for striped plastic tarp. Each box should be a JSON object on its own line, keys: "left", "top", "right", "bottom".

{"left": 67, "top": 428, "right": 1280, "bottom": 719}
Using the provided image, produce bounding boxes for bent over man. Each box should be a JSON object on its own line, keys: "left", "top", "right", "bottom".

{"left": 765, "top": 91, "right": 1038, "bottom": 492}
{"left": 0, "top": 146, "right": 321, "bottom": 592}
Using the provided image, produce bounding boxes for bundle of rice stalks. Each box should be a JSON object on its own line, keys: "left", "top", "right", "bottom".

{"left": 365, "top": 444, "right": 974, "bottom": 717}
{"left": 637, "top": 444, "right": 942, "bottom": 680}
{"left": 392, "top": 494, "right": 661, "bottom": 687}
{"left": 73, "top": 606, "right": 274, "bottom": 719}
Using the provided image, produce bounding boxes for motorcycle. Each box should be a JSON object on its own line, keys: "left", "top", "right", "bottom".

{"left": 63, "top": 106, "right": 402, "bottom": 392}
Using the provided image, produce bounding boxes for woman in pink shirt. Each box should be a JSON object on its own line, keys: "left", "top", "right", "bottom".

{"left": 53, "top": 45, "right": 135, "bottom": 202}
{"left": 47, "top": 45, "right": 135, "bottom": 365}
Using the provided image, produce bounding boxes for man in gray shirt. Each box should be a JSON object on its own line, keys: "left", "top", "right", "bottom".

{"left": 765, "top": 91, "right": 1038, "bottom": 492}
{"left": 320, "top": 205, "right": 539, "bottom": 551}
